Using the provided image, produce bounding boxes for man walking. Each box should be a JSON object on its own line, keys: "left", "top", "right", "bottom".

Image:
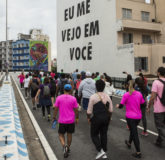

{"left": 148, "top": 67, "right": 165, "bottom": 147}
{"left": 53, "top": 84, "right": 79, "bottom": 158}
{"left": 78, "top": 71, "right": 96, "bottom": 110}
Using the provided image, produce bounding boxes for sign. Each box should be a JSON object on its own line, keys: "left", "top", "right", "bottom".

{"left": 57, "top": 0, "right": 135, "bottom": 77}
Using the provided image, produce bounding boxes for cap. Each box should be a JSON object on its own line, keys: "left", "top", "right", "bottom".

{"left": 86, "top": 71, "right": 91, "bottom": 77}
{"left": 64, "top": 84, "right": 72, "bottom": 91}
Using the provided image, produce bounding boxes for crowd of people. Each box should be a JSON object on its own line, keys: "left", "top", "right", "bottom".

{"left": 17, "top": 67, "right": 165, "bottom": 159}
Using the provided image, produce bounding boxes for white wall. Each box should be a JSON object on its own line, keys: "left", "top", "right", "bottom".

{"left": 57, "top": 0, "right": 135, "bottom": 77}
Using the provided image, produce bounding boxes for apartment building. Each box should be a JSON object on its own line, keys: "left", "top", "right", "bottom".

{"left": 116, "top": 0, "right": 165, "bottom": 75}
{"left": 0, "top": 40, "right": 13, "bottom": 71}
{"left": 12, "top": 40, "right": 30, "bottom": 70}
{"left": 57, "top": 0, "right": 165, "bottom": 77}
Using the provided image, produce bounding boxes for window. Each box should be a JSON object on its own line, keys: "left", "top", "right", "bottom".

{"left": 122, "top": 8, "right": 132, "bottom": 19}
{"left": 163, "top": 57, "right": 165, "bottom": 63}
{"left": 142, "top": 35, "right": 152, "bottom": 44}
{"left": 141, "top": 11, "right": 150, "bottom": 22}
{"left": 135, "top": 57, "right": 148, "bottom": 71}
{"left": 123, "top": 33, "right": 133, "bottom": 44}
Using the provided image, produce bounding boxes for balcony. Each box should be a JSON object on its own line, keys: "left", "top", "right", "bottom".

{"left": 117, "top": 19, "right": 161, "bottom": 32}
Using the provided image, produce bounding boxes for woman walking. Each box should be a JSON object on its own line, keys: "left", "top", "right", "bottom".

{"left": 18, "top": 72, "right": 25, "bottom": 88}
{"left": 35, "top": 77, "right": 52, "bottom": 121}
{"left": 87, "top": 80, "right": 113, "bottom": 159}
{"left": 116, "top": 80, "right": 145, "bottom": 158}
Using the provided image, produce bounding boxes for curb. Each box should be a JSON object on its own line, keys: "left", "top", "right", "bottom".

{"left": 11, "top": 75, "right": 58, "bottom": 160}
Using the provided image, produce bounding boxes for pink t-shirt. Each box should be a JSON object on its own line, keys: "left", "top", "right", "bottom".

{"left": 18, "top": 74, "right": 25, "bottom": 83}
{"left": 54, "top": 94, "right": 78, "bottom": 124}
{"left": 51, "top": 72, "right": 55, "bottom": 78}
{"left": 151, "top": 78, "right": 165, "bottom": 113}
{"left": 120, "top": 91, "right": 145, "bottom": 119}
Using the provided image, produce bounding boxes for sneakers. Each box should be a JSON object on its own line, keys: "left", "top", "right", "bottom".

{"left": 154, "top": 141, "right": 162, "bottom": 148}
{"left": 141, "top": 131, "right": 149, "bottom": 137}
{"left": 132, "top": 152, "right": 142, "bottom": 159}
{"left": 125, "top": 140, "right": 131, "bottom": 149}
{"left": 48, "top": 115, "right": 51, "bottom": 122}
{"left": 33, "top": 107, "right": 36, "bottom": 110}
{"left": 102, "top": 154, "right": 108, "bottom": 159}
{"left": 96, "top": 149, "right": 105, "bottom": 159}
{"left": 63, "top": 145, "right": 69, "bottom": 158}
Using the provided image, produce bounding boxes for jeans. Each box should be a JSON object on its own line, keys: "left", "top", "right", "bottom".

{"left": 154, "top": 112, "right": 165, "bottom": 144}
{"left": 82, "top": 98, "right": 89, "bottom": 110}
{"left": 90, "top": 118, "right": 109, "bottom": 152}
{"left": 126, "top": 118, "right": 140, "bottom": 152}
{"left": 42, "top": 105, "right": 51, "bottom": 117}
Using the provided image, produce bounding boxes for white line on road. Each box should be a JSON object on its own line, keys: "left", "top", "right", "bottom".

{"left": 120, "top": 119, "right": 158, "bottom": 137}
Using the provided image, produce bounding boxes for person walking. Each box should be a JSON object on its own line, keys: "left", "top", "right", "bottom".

{"left": 49, "top": 77, "right": 56, "bottom": 107}
{"left": 35, "top": 77, "right": 52, "bottom": 121}
{"left": 18, "top": 72, "right": 25, "bottom": 89}
{"left": 135, "top": 77, "right": 149, "bottom": 136}
{"left": 87, "top": 80, "right": 113, "bottom": 159}
{"left": 75, "top": 74, "right": 82, "bottom": 111}
{"left": 104, "top": 76, "right": 115, "bottom": 100}
{"left": 29, "top": 74, "right": 40, "bottom": 110}
{"left": 24, "top": 74, "right": 30, "bottom": 99}
{"left": 53, "top": 84, "right": 79, "bottom": 158}
{"left": 148, "top": 67, "right": 165, "bottom": 147}
{"left": 116, "top": 80, "right": 145, "bottom": 158}
{"left": 78, "top": 71, "right": 96, "bottom": 110}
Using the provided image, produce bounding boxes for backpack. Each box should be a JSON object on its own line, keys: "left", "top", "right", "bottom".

{"left": 60, "top": 79, "right": 69, "bottom": 94}
{"left": 157, "top": 79, "right": 165, "bottom": 106}
{"left": 50, "top": 81, "right": 56, "bottom": 94}
{"left": 31, "top": 79, "right": 39, "bottom": 91}
{"left": 43, "top": 85, "right": 50, "bottom": 98}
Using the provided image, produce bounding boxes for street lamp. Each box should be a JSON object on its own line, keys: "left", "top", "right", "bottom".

{"left": 5, "top": 0, "right": 8, "bottom": 80}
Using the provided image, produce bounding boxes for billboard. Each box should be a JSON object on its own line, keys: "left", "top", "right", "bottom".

{"left": 29, "top": 41, "right": 48, "bottom": 71}
{"left": 57, "top": 0, "right": 135, "bottom": 77}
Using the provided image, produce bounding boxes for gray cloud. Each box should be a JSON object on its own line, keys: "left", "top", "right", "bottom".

{"left": 0, "top": 0, "right": 57, "bottom": 59}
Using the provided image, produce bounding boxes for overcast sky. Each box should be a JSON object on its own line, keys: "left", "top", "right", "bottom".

{"left": 0, "top": 0, "right": 57, "bottom": 59}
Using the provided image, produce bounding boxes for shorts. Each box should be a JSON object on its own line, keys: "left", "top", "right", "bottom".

{"left": 58, "top": 123, "right": 75, "bottom": 134}
{"left": 51, "top": 92, "right": 56, "bottom": 98}
{"left": 31, "top": 89, "right": 38, "bottom": 98}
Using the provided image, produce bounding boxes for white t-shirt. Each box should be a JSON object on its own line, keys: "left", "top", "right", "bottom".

{"left": 24, "top": 78, "right": 30, "bottom": 88}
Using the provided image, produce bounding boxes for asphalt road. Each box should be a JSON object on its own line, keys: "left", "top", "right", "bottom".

{"left": 12, "top": 73, "right": 165, "bottom": 160}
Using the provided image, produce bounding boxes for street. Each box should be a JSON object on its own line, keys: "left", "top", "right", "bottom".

{"left": 12, "top": 73, "right": 165, "bottom": 160}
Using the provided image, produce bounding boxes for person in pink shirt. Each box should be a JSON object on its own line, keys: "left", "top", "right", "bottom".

{"left": 116, "top": 80, "right": 145, "bottom": 159}
{"left": 50, "top": 72, "right": 55, "bottom": 79}
{"left": 148, "top": 67, "right": 165, "bottom": 147}
{"left": 18, "top": 72, "right": 25, "bottom": 88}
{"left": 53, "top": 84, "right": 79, "bottom": 158}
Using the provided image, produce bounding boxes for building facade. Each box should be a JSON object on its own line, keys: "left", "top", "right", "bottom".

{"left": 116, "top": 0, "right": 165, "bottom": 75}
{"left": 12, "top": 40, "right": 30, "bottom": 70}
{"left": 57, "top": 0, "right": 165, "bottom": 77}
{"left": 0, "top": 40, "right": 13, "bottom": 71}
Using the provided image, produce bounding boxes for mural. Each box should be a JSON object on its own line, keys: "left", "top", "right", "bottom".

{"left": 29, "top": 41, "right": 48, "bottom": 71}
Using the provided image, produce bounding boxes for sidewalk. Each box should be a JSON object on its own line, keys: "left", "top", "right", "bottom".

{"left": 0, "top": 76, "right": 29, "bottom": 160}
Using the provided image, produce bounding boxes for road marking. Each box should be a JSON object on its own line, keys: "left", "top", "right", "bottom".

{"left": 120, "top": 119, "right": 158, "bottom": 136}
{"left": 12, "top": 75, "right": 58, "bottom": 160}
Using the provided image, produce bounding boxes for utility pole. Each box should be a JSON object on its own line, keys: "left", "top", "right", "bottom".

{"left": 5, "top": 0, "right": 8, "bottom": 80}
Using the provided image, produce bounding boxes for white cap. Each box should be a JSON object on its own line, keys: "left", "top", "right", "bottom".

{"left": 86, "top": 71, "right": 91, "bottom": 77}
